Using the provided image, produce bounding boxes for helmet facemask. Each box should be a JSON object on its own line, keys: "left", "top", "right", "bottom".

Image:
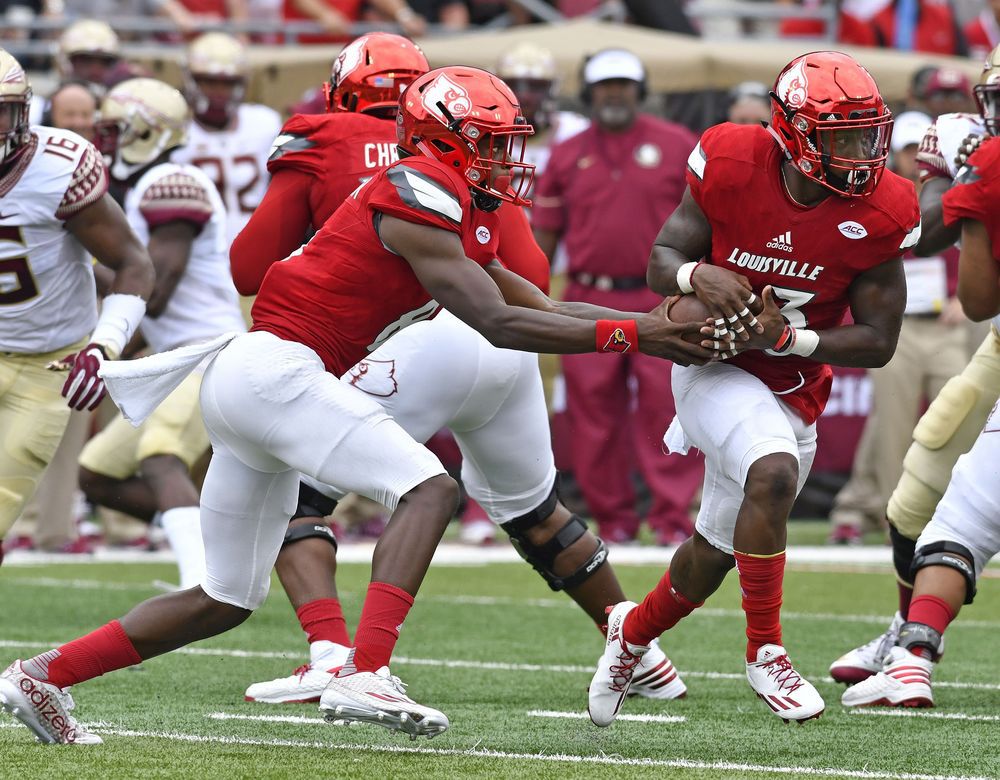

{"left": 0, "top": 92, "right": 31, "bottom": 169}
{"left": 188, "top": 74, "right": 245, "bottom": 129}
{"left": 974, "top": 83, "right": 1000, "bottom": 136}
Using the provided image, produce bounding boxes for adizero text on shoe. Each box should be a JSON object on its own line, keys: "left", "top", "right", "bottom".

{"left": 588, "top": 601, "right": 649, "bottom": 727}
{"left": 319, "top": 667, "right": 448, "bottom": 739}
{"left": 829, "top": 612, "right": 903, "bottom": 684}
{"left": 841, "top": 646, "right": 934, "bottom": 709}
{"left": 245, "top": 663, "right": 337, "bottom": 704}
{"left": 746, "top": 645, "right": 825, "bottom": 723}
{"left": 630, "top": 638, "right": 687, "bottom": 700}
{"left": 0, "top": 661, "right": 102, "bottom": 744}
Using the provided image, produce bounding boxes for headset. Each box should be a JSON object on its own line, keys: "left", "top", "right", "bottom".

{"left": 579, "top": 48, "right": 648, "bottom": 106}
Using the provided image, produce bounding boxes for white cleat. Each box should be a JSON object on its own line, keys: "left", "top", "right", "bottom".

{"left": 829, "top": 612, "right": 903, "bottom": 684}
{"left": 841, "top": 646, "right": 934, "bottom": 709}
{"left": 319, "top": 666, "right": 449, "bottom": 740}
{"left": 630, "top": 638, "right": 687, "bottom": 700}
{"left": 245, "top": 642, "right": 349, "bottom": 704}
{"left": 588, "top": 601, "right": 649, "bottom": 727}
{"left": 746, "top": 645, "right": 825, "bottom": 723}
{"left": 0, "top": 661, "right": 102, "bottom": 744}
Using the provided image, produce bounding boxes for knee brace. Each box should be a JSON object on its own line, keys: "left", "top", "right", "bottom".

{"left": 500, "top": 486, "right": 607, "bottom": 591}
{"left": 282, "top": 521, "right": 338, "bottom": 552}
{"left": 889, "top": 524, "right": 917, "bottom": 588}
{"left": 293, "top": 481, "right": 338, "bottom": 520}
{"left": 911, "top": 540, "right": 977, "bottom": 605}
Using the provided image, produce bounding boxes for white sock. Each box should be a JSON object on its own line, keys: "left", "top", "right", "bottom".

{"left": 310, "top": 640, "right": 350, "bottom": 670}
{"left": 159, "top": 506, "right": 206, "bottom": 589}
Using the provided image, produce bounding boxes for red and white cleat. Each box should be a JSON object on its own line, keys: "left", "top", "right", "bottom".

{"left": 0, "top": 661, "right": 102, "bottom": 744}
{"left": 588, "top": 601, "right": 649, "bottom": 726}
{"left": 746, "top": 644, "right": 825, "bottom": 723}
{"left": 829, "top": 612, "right": 903, "bottom": 684}
{"left": 841, "top": 646, "right": 934, "bottom": 709}
{"left": 244, "top": 641, "right": 349, "bottom": 704}
{"left": 630, "top": 638, "right": 686, "bottom": 700}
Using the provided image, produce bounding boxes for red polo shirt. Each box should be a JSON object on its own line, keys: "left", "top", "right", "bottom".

{"left": 531, "top": 114, "right": 696, "bottom": 278}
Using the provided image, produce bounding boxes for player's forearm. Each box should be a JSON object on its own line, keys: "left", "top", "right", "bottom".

{"left": 647, "top": 244, "right": 689, "bottom": 296}
{"left": 551, "top": 299, "right": 650, "bottom": 322}
{"left": 806, "top": 323, "right": 900, "bottom": 368}
{"left": 466, "top": 305, "right": 599, "bottom": 354}
{"left": 915, "top": 179, "right": 958, "bottom": 256}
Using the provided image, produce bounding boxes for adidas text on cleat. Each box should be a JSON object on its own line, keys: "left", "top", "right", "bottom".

{"left": 841, "top": 646, "right": 934, "bottom": 709}
{"left": 0, "top": 661, "right": 102, "bottom": 744}
{"left": 588, "top": 601, "right": 649, "bottom": 726}
{"left": 829, "top": 612, "right": 903, "bottom": 684}
{"left": 629, "top": 638, "right": 687, "bottom": 700}
{"left": 746, "top": 645, "right": 825, "bottom": 723}
{"left": 319, "top": 666, "right": 448, "bottom": 740}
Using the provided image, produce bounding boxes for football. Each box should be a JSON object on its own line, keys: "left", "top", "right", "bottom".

{"left": 666, "top": 292, "right": 764, "bottom": 343}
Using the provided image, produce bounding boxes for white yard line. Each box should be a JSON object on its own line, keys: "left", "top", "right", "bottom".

{"left": 850, "top": 710, "right": 1000, "bottom": 723}
{"left": 209, "top": 712, "right": 328, "bottom": 725}
{"left": 527, "top": 710, "right": 685, "bottom": 724}
{"left": 0, "top": 721, "right": 991, "bottom": 780}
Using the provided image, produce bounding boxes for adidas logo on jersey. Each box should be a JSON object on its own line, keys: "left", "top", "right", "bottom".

{"left": 766, "top": 231, "right": 793, "bottom": 252}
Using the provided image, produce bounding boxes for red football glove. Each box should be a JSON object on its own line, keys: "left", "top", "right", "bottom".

{"left": 59, "top": 343, "right": 108, "bottom": 411}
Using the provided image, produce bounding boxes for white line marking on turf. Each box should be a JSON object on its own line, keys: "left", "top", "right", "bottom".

{"left": 527, "top": 710, "right": 685, "bottom": 724}
{"left": 2, "top": 639, "right": 999, "bottom": 692}
{"left": 209, "top": 712, "right": 327, "bottom": 725}
{"left": 0, "top": 722, "right": 989, "bottom": 780}
{"left": 0, "top": 576, "right": 146, "bottom": 591}
{"left": 851, "top": 710, "right": 1000, "bottom": 723}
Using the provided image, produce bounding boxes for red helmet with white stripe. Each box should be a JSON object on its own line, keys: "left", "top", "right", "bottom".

{"left": 769, "top": 51, "right": 892, "bottom": 198}
{"left": 325, "top": 33, "right": 428, "bottom": 118}
{"left": 396, "top": 66, "right": 535, "bottom": 210}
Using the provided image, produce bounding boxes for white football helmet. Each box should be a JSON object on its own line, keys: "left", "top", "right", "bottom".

{"left": 56, "top": 20, "right": 120, "bottom": 87}
{"left": 496, "top": 42, "right": 558, "bottom": 130}
{"left": 95, "top": 78, "right": 189, "bottom": 181}
{"left": 0, "top": 48, "right": 32, "bottom": 168}
{"left": 184, "top": 32, "right": 248, "bottom": 128}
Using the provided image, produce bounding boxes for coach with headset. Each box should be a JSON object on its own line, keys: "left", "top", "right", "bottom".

{"left": 532, "top": 48, "right": 702, "bottom": 546}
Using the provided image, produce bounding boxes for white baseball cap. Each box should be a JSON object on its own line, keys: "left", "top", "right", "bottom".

{"left": 891, "top": 110, "right": 932, "bottom": 153}
{"left": 583, "top": 49, "right": 645, "bottom": 86}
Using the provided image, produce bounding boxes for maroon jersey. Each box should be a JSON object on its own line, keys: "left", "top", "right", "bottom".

{"left": 251, "top": 156, "right": 500, "bottom": 375}
{"left": 688, "top": 123, "right": 921, "bottom": 424}
{"left": 942, "top": 136, "right": 1000, "bottom": 260}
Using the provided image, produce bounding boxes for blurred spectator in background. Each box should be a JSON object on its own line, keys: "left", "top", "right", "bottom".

{"left": 726, "top": 80, "right": 770, "bottom": 125}
{"left": 532, "top": 49, "right": 702, "bottom": 545}
{"left": 557, "top": 0, "right": 696, "bottom": 33}
{"left": 923, "top": 66, "right": 976, "bottom": 117}
{"left": 905, "top": 63, "right": 941, "bottom": 113}
{"left": 828, "top": 110, "right": 966, "bottom": 544}
{"left": 963, "top": 0, "right": 1000, "bottom": 61}
{"left": 381, "top": 0, "right": 470, "bottom": 30}
{"left": 283, "top": 0, "right": 360, "bottom": 41}
{"left": 45, "top": 79, "right": 99, "bottom": 140}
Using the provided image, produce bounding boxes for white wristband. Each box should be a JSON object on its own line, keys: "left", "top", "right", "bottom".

{"left": 676, "top": 261, "right": 699, "bottom": 294}
{"left": 788, "top": 328, "right": 819, "bottom": 357}
{"left": 90, "top": 293, "right": 146, "bottom": 360}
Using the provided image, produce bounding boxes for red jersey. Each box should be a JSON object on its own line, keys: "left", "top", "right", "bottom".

{"left": 250, "top": 157, "right": 501, "bottom": 375}
{"left": 942, "top": 136, "right": 1000, "bottom": 260}
{"left": 688, "top": 123, "right": 921, "bottom": 424}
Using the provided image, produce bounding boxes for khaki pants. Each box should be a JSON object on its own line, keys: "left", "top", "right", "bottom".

{"left": 830, "top": 317, "right": 968, "bottom": 530}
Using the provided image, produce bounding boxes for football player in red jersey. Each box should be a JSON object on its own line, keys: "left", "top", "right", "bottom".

{"left": 235, "top": 33, "right": 687, "bottom": 708}
{"left": 840, "top": 136, "right": 1000, "bottom": 709}
{"left": 0, "top": 65, "right": 717, "bottom": 743}
{"left": 589, "top": 51, "right": 921, "bottom": 726}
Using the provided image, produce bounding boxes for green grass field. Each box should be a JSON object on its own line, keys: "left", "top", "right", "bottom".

{"left": 1, "top": 550, "right": 998, "bottom": 780}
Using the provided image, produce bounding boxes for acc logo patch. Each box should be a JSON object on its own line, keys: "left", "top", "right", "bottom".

{"left": 475, "top": 225, "right": 491, "bottom": 244}
{"left": 838, "top": 220, "right": 868, "bottom": 240}
{"left": 603, "top": 328, "right": 631, "bottom": 353}
{"left": 346, "top": 359, "right": 398, "bottom": 397}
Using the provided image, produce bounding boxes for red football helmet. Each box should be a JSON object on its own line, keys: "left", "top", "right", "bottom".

{"left": 397, "top": 66, "right": 535, "bottom": 209}
{"left": 769, "top": 51, "right": 892, "bottom": 198}
{"left": 325, "top": 33, "right": 429, "bottom": 117}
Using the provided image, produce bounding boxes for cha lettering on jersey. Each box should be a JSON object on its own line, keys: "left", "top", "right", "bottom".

{"left": 364, "top": 142, "right": 399, "bottom": 169}
{"left": 724, "top": 247, "right": 825, "bottom": 281}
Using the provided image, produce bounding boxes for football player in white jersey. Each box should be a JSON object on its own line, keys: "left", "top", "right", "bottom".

{"left": 829, "top": 44, "right": 1000, "bottom": 685}
{"left": 78, "top": 78, "right": 247, "bottom": 589}
{"left": 171, "top": 32, "right": 282, "bottom": 249}
{"left": 0, "top": 49, "right": 153, "bottom": 566}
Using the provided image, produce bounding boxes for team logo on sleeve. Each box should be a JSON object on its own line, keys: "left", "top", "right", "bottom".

{"left": 333, "top": 38, "right": 365, "bottom": 85}
{"left": 421, "top": 74, "right": 471, "bottom": 121}
{"left": 604, "top": 328, "right": 632, "bottom": 353}
{"left": 776, "top": 58, "right": 808, "bottom": 109}
{"left": 837, "top": 220, "right": 868, "bottom": 239}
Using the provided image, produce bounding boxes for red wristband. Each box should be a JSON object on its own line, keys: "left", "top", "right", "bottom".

{"left": 596, "top": 319, "right": 638, "bottom": 353}
{"left": 772, "top": 323, "right": 795, "bottom": 353}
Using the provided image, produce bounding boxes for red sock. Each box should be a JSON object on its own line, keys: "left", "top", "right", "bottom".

{"left": 897, "top": 579, "right": 914, "bottom": 619}
{"left": 623, "top": 570, "right": 702, "bottom": 646}
{"left": 296, "top": 598, "right": 350, "bottom": 646}
{"left": 350, "top": 582, "right": 414, "bottom": 673}
{"left": 734, "top": 550, "right": 785, "bottom": 662}
{"left": 907, "top": 594, "right": 955, "bottom": 637}
{"left": 22, "top": 621, "right": 142, "bottom": 689}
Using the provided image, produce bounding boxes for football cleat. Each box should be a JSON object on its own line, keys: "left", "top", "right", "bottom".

{"left": 629, "top": 638, "right": 687, "bottom": 700}
{"left": 829, "top": 612, "right": 904, "bottom": 684}
{"left": 746, "top": 644, "right": 825, "bottom": 723}
{"left": 319, "top": 666, "right": 449, "bottom": 740}
{"left": 0, "top": 661, "right": 102, "bottom": 744}
{"left": 588, "top": 601, "right": 648, "bottom": 726}
{"left": 841, "top": 646, "right": 934, "bottom": 708}
{"left": 245, "top": 641, "right": 349, "bottom": 704}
